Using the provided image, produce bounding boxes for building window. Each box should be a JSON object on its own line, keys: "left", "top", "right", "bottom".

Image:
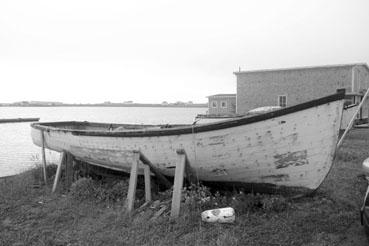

{"left": 221, "top": 101, "right": 227, "bottom": 108}
{"left": 211, "top": 101, "right": 217, "bottom": 108}
{"left": 278, "top": 95, "right": 287, "bottom": 107}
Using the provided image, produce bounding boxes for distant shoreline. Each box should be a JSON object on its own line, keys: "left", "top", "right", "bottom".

{"left": 0, "top": 103, "right": 207, "bottom": 108}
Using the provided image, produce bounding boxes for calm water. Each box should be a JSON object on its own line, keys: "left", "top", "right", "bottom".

{"left": 0, "top": 107, "right": 206, "bottom": 177}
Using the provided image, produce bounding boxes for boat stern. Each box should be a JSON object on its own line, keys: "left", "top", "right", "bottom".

{"left": 30, "top": 126, "right": 43, "bottom": 148}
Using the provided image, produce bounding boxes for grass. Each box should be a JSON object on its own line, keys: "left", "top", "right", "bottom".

{"left": 1, "top": 129, "right": 369, "bottom": 245}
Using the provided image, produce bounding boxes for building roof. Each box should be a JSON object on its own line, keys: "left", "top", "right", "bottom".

{"left": 233, "top": 63, "right": 369, "bottom": 75}
{"left": 207, "top": 94, "right": 236, "bottom": 98}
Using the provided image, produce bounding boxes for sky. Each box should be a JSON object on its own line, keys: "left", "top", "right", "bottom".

{"left": 0, "top": 0, "right": 369, "bottom": 104}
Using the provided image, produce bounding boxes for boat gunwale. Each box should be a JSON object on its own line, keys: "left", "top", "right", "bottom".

{"left": 31, "top": 90, "right": 345, "bottom": 137}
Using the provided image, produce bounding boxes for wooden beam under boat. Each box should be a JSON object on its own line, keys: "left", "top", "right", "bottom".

{"left": 0, "top": 118, "right": 40, "bottom": 124}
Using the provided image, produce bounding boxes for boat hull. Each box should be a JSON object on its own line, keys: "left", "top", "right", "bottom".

{"left": 341, "top": 104, "right": 358, "bottom": 130}
{"left": 31, "top": 94, "right": 344, "bottom": 194}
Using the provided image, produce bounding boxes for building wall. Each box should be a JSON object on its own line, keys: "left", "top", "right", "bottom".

{"left": 356, "top": 66, "right": 369, "bottom": 118}
{"left": 357, "top": 65, "right": 369, "bottom": 92}
{"left": 236, "top": 66, "right": 362, "bottom": 114}
{"left": 208, "top": 97, "right": 236, "bottom": 115}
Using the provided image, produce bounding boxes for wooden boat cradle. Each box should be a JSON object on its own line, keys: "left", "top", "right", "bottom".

{"left": 43, "top": 132, "right": 198, "bottom": 217}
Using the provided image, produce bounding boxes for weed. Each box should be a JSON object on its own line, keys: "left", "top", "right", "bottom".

{"left": 94, "top": 180, "right": 129, "bottom": 202}
{"left": 183, "top": 184, "right": 212, "bottom": 209}
{"left": 335, "top": 149, "right": 360, "bottom": 162}
{"left": 69, "top": 178, "right": 130, "bottom": 203}
{"left": 181, "top": 184, "right": 290, "bottom": 216}
{"left": 69, "top": 178, "right": 96, "bottom": 201}
{"left": 29, "top": 164, "right": 58, "bottom": 183}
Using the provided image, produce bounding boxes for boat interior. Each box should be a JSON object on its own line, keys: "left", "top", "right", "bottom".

{"left": 34, "top": 121, "right": 191, "bottom": 132}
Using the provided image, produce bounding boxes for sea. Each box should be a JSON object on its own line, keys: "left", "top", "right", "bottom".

{"left": 0, "top": 106, "right": 207, "bottom": 177}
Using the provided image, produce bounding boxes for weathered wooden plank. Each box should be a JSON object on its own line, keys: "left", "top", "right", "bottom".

{"left": 138, "top": 151, "right": 172, "bottom": 189}
{"left": 144, "top": 164, "right": 152, "bottom": 202}
{"left": 52, "top": 152, "right": 66, "bottom": 193}
{"left": 151, "top": 205, "right": 167, "bottom": 221}
{"left": 126, "top": 153, "right": 140, "bottom": 214}
{"left": 41, "top": 131, "right": 48, "bottom": 185}
{"left": 170, "top": 152, "right": 186, "bottom": 218}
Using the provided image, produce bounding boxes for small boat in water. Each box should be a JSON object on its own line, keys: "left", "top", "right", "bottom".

{"left": 31, "top": 91, "right": 345, "bottom": 195}
{"left": 0, "top": 118, "right": 40, "bottom": 124}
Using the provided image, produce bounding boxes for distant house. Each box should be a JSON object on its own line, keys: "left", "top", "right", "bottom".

{"left": 15, "top": 101, "right": 30, "bottom": 106}
{"left": 207, "top": 94, "right": 236, "bottom": 116}
{"left": 234, "top": 63, "right": 369, "bottom": 118}
{"left": 174, "top": 101, "right": 186, "bottom": 106}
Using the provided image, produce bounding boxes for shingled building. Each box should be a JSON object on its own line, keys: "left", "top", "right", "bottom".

{"left": 234, "top": 63, "right": 369, "bottom": 118}
{"left": 207, "top": 94, "right": 236, "bottom": 116}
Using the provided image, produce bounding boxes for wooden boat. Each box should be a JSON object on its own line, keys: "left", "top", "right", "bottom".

{"left": 31, "top": 91, "right": 345, "bottom": 195}
{"left": 341, "top": 103, "right": 360, "bottom": 130}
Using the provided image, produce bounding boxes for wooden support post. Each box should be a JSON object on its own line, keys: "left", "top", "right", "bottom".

{"left": 41, "top": 131, "right": 48, "bottom": 185}
{"left": 139, "top": 152, "right": 172, "bottom": 189}
{"left": 144, "top": 164, "right": 152, "bottom": 202}
{"left": 170, "top": 151, "right": 186, "bottom": 218}
{"left": 126, "top": 152, "right": 140, "bottom": 214}
{"left": 177, "top": 149, "right": 198, "bottom": 185}
{"left": 52, "top": 152, "right": 66, "bottom": 193}
{"left": 65, "top": 152, "right": 74, "bottom": 190}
